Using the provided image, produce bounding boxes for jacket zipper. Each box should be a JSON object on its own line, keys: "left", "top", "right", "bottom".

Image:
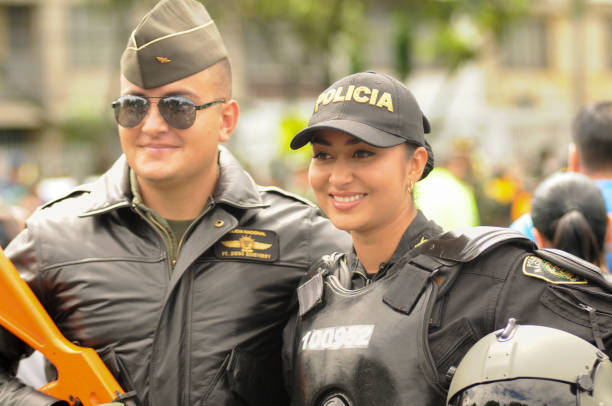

{"left": 149, "top": 215, "right": 177, "bottom": 270}
{"left": 175, "top": 199, "right": 215, "bottom": 262}
{"left": 131, "top": 204, "right": 174, "bottom": 277}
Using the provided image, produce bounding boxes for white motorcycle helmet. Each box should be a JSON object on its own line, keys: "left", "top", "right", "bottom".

{"left": 447, "top": 319, "right": 612, "bottom": 406}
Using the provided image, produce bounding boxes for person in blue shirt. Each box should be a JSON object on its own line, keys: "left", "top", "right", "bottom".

{"left": 511, "top": 101, "right": 612, "bottom": 270}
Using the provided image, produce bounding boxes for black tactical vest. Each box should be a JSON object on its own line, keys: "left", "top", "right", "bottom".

{"left": 291, "top": 251, "right": 446, "bottom": 406}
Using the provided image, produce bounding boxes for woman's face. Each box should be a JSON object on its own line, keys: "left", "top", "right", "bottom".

{"left": 308, "top": 129, "right": 422, "bottom": 236}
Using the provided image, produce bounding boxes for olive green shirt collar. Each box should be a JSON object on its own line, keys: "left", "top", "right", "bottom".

{"left": 129, "top": 168, "right": 172, "bottom": 228}
{"left": 80, "top": 147, "right": 268, "bottom": 217}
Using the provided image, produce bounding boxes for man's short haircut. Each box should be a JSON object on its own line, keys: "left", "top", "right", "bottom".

{"left": 572, "top": 101, "right": 612, "bottom": 172}
{"left": 214, "top": 58, "right": 232, "bottom": 99}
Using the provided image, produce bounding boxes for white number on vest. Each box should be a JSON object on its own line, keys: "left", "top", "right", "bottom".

{"left": 300, "top": 325, "right": 375, "bottom": 350}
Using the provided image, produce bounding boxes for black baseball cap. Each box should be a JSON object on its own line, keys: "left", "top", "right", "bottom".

{"left": 290, "top": 71, "right": 431, "bottom": 150}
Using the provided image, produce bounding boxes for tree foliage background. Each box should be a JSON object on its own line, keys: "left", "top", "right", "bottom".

{"left": 206, "top": 0, "right": 531, "bottom": 84}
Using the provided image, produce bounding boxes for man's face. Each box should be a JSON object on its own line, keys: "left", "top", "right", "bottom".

{"left": 118, "top": 68, "right": 231, "bottom": 191}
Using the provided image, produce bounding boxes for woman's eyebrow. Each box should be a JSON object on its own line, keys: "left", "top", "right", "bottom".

{"left": 311, "top": 137, "right": 331, "bottom": 146}
{"left": 311, "top": 135, "right": 364, "bottom": 146}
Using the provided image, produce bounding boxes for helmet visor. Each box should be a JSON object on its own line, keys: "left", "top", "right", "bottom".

{"left": 448, "top": 378, "right": 577, "bottom": 406}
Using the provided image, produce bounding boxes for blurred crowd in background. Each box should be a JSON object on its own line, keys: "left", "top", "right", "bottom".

{"left": 0, "top": 129, "right": 560, "bottom": 246}
{"left": 0, "top": 0, "right": 608, "bottom": 246}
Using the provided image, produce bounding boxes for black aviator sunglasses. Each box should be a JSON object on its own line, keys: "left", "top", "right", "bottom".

{"left": 111, "top": 95, "right": 225, "bottom": 130}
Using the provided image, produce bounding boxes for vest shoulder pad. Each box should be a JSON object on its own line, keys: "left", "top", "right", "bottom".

{"left": 416, "top": 226, "right": 535, "bottom": 263}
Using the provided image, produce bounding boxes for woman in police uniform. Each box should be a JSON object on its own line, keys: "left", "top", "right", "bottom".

{"left": 283, "top": 71, "right": 612, "bottom": 406}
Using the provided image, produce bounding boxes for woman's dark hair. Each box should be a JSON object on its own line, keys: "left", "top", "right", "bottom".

{"left": 531, "top": 172, "right": 607, "bottom": 266}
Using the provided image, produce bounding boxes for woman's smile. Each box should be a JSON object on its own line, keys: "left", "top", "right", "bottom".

{"left": 331, "top": 193, "right": 366, "bottom": 209}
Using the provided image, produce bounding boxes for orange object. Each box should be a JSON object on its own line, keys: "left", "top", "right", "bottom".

{"left": 511, "top": 191, "right": 532, "bottom": 221}
{"left": 0, "top": 248, "right": 125, "bottom": 406}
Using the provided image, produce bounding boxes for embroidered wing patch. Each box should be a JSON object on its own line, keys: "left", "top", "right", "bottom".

{"left": 215, "top": 228, "right": 279, "bottom": 262}
{"left": 522, "top": 255, "right": 588, "bottom": 285}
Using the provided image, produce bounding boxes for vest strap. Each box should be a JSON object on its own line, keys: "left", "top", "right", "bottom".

{"left": 383, "top": 264, "right": 435, "bottom": 315}
{"left": 298, "top": 272, "right": 324, "bottom": 317}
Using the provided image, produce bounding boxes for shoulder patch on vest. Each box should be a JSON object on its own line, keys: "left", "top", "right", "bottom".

{"left": 214, "top": 228, "right": 279, "bottom": 262}
{"left": 522, "top": 255, "right": 588, "bottom": 285}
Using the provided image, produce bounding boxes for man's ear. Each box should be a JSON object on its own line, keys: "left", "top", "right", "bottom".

{"left": 567, "top": 142, "right": 580, "bottom": 173}
{"left": 533, "top": 227, "right": 550, "bottom": 249}
{"left": 218, "top": 99, "right": 239, "bottom": 143}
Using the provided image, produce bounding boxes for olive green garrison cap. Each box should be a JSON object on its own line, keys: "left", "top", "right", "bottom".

{"left": 120, "top": 0, "right": 228, "bottom": 89}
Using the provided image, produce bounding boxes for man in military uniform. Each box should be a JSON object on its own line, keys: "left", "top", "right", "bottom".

{"left": 0, "top": 1, "right": 350, "bottom": 405}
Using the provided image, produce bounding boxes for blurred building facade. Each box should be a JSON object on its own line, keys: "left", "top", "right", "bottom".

{"left": 481, "top": 0, "right": 612, "bottom": 177}
{"left": 406, "top": 0, "right": 612, "bottom": 184}
{"left": 0, "top": 0, "right": 611, "bottom": 195}
{"left": 0, "top": 0, "right": 132, "bottom": 186}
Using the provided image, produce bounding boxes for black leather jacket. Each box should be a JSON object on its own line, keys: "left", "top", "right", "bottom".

{"left": 0, "top": 147, "right": 351, "bottom": 406}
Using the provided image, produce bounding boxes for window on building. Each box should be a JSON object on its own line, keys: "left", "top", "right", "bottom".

{"left": 501, "top": 18, "right": 548, "bottom": 69}
{"left": 69, "top": 4, "right": 116, "bottom": 67}
{"left": 7, "top": 6, "right": 33, "bottom": 50}
{"left": 3, "top": 6, "right": 40, "bottom": 101}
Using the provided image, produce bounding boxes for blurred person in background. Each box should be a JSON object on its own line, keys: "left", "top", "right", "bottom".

{"left": 0, "top": 0, "right": 350, "bottom": 405}
{"left": 0, "top": 199, "right": 22, "bottom": 248}
{"left": 531, "top": 172, "right": 611, "bottom": 271}
{"left": 512, "top": 101, "right": 612, "bottom": 270}
{"left": 415, "top": 139, "right": 480, "bottom": 230}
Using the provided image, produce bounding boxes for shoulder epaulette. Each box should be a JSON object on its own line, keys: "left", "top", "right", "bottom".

{"left": 39, "top": 186, "right": 92, "bottom": 210}
{"left": 258, "top": 186, "right": 317, "bottom": 208}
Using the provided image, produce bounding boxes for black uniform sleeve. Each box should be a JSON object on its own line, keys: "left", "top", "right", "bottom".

{"left": 0, "top": 228, "right": 67, "bottom": 405}
{"left": 495, "top": 248, "right": 612, "bottom": 357}
{"left": 429, "top": 242, "right": 612, "bottom": 388}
